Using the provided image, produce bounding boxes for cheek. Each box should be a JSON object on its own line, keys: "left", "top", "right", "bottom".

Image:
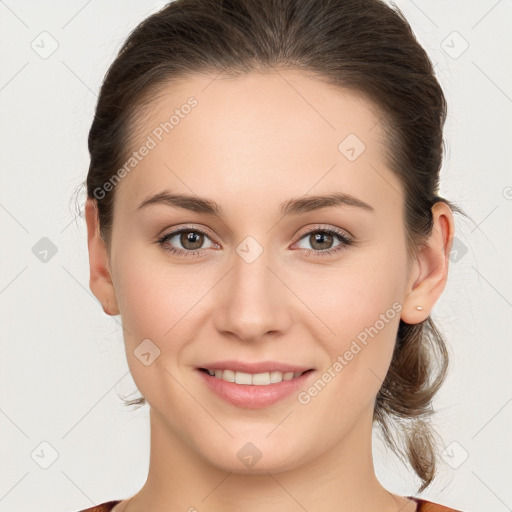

{"left": 299, "top": 248, "right": 407, "bottom": 385}
{"left": 301, "top": 250, "right": 405, "bottom": 333}
{"left": 113, "top": 241, "right": 177, "bottom": 320}
{"left": 293, "top": 277, "right": 403, "bottom": 426}
{"left": 111, "top": 248, "right": 188, "bottom": 402}
{"left": 112, "top": 243, "right": 219, "bottom": 349}
{"left": 114, "top": 263, "right": 167, "bottom": 338}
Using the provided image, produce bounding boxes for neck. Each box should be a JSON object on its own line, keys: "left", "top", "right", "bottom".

{"left": 119, "top": 406, "right": 416, "bottom": 512}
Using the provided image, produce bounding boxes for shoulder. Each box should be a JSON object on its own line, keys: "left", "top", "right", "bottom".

{"left": 73, "top": 500, "right": 121, "bottom": 512}
{"left": 413, "top": 497, "right": 465, "bottom": 511}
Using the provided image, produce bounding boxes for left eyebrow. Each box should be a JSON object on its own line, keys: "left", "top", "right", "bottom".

{"left": 280, "top": 192, "right": 374, "bottom": 215}
{"left": 136, "top": 190, "right": 374, "bottom": 216}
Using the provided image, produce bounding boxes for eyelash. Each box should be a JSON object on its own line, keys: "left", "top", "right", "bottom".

{"left": 156, "top": 225, "right": 354, "bottom": 258}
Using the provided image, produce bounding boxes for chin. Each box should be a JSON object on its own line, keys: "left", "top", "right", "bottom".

{"left": 197, "top": 436, "right": 306, "bottom": 475}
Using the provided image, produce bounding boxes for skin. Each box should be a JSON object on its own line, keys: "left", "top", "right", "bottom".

{"left": 85, "top": 69, "right": 454, "bottom": 512}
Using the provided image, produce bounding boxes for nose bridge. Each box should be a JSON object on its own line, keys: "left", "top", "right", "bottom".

{"left": 233, "top": 237, "right": 273, "bottom": 296}
{"left": 231, "top": 235, "right": 279, "bottom": 311}
{"left": 213, "top": 235, "right": 291, "bottom": 340}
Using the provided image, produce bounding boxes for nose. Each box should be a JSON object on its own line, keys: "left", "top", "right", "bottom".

{"left": 212, "top": 248, "right": 292, "bottom": 343}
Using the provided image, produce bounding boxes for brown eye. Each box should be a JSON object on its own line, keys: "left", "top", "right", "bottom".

{"left": 309, "top": 231, "right": 335, "bottom": 250}
{"left": 157, "top": 227, "right": 216, "bottom": 256}
{"left": 180, "top": 231, "right": 205, "bottom": 250}
{"left": 294, "top": 227, "right": 354, "bottom": 257}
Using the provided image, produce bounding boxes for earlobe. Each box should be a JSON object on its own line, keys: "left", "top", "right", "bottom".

{"left": 401, "top": 202, "right": 455, "bottom": 324}
{"left": 85, "top": 197, "right": 120, "bottom": 316}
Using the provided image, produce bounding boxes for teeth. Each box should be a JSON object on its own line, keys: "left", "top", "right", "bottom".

{"left": 220, "top": 369, "right": 235, "bottom": 382}
{"left": 206, "top": 369, "right": 305, "bottom": 385}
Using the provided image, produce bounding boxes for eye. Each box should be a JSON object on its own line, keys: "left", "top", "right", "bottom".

{"left": 293, "top": 226, "right": 354, "bottom": 257}
{"left": 157, "top": 226, "right": 217, "bottom": 257}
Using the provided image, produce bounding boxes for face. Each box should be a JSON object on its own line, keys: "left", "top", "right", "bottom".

{"left": 94, "top": 69, "right": 419, "bottom": 473}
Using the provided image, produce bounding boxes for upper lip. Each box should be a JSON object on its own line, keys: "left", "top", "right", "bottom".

{"left": 197, "top": 360, "right": 314, "bottom": 374}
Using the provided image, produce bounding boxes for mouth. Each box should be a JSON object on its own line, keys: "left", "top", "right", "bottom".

{"left": 196, "top": 367, "right": 316, "bottom": 408}
{"left": 198, "top": 367, "right": 314, "bottom": 386}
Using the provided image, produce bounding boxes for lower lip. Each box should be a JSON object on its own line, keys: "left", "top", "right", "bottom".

{"left": 196, "top": 369, "right": 315, "bottom": 409}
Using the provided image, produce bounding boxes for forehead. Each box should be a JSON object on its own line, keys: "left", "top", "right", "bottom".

{"left": 115, "top": 69, "right": 399, "bottom": 216}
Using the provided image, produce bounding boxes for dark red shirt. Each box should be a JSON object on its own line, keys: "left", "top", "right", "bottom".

{"left": 76, "top": 496, "right": 464, "bottom": 511}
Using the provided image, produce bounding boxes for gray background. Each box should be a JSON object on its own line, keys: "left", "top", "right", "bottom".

{"left": 1, "top": 1, "right": 511, "bottom": 511}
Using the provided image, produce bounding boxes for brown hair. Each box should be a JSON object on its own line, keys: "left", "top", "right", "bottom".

{"left": 77, "top": 0, "right": 469, "bottom": 493}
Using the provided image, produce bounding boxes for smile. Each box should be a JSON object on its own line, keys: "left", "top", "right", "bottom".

{"left": 196, "top": 368, "right": 316, "bottom": 408}
{"left": 199, "top": 368, "right": 309, "bottom": 385}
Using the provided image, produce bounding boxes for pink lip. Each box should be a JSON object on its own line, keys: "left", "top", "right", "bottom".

{"left": 197, "top": 360, "right": 314, "bottom": 374}
{"left": 196, "top": 368, "right": 316, "bottom": 408}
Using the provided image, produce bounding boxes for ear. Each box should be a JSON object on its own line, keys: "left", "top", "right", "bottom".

{"left": 401, "top": 202, "right": 455, "bottom": 324}
{"left": 85, "top": 197, "right": 120, "bottom": 316}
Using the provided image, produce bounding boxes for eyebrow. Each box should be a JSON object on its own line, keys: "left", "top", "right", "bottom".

{"left": 136, "top": 190, "right": 374, "bottom": 217}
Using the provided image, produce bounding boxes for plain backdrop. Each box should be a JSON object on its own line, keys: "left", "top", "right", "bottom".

{"left": 1, "top": 1, "right": 511, "bottom": 511}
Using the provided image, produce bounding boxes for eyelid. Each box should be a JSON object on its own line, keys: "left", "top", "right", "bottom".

{"left": 157, "top": 224, "right": 216, "bottom": 241}
{"left": 294, "top": 223, "right": 353, "bottom": 241}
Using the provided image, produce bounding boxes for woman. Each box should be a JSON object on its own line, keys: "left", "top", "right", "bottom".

{"left": 78, "top": 0, "right": 467, "bottom": 510}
